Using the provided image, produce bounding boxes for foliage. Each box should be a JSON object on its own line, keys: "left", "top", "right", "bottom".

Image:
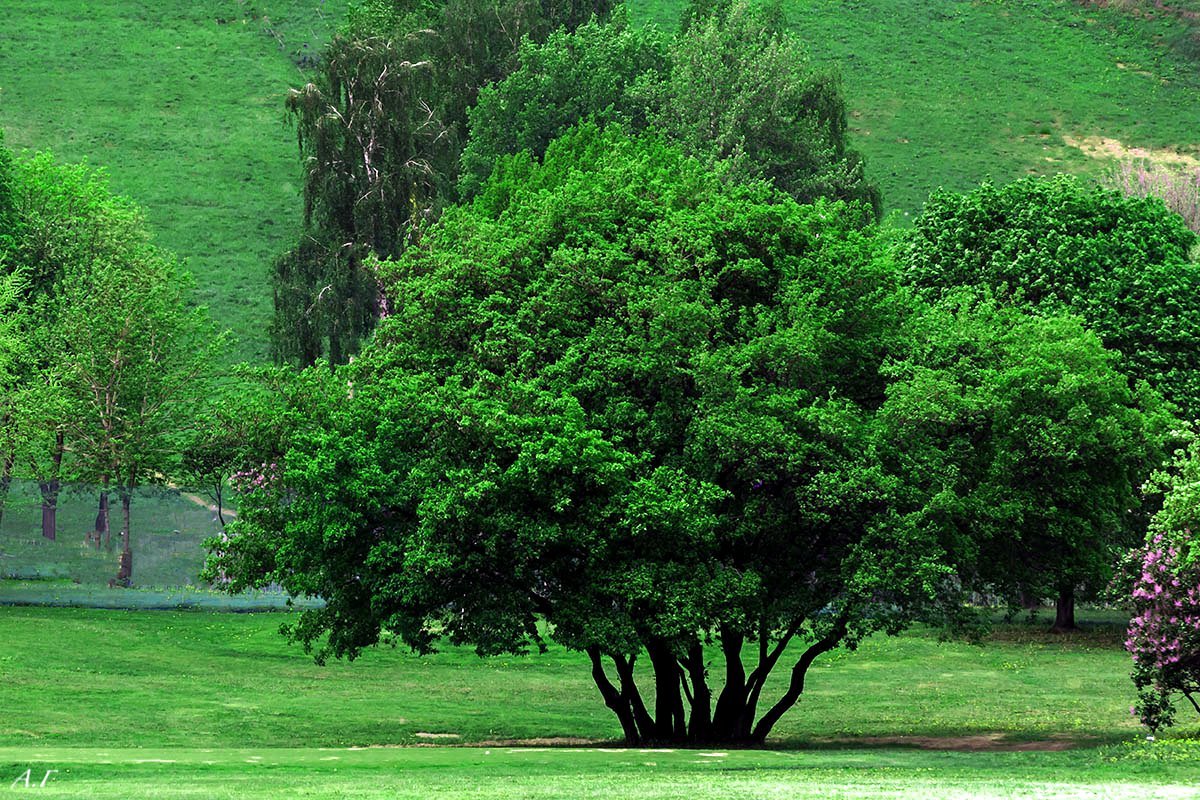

{"left": 1, "top": 147, "right": 224, "bottom": 576}
{"left": 215, "top": 124, "right": 951, "bottom": 744}
{"left": 902, "top": 175, "right": 1200, "bottom": 421}
{"left": 883, "top": 293, "right": 1177, "bottom": 612}
{"left": 273, "top": 0, "right": 615, "bottom": 365}
{"left": 460, "top": 0, "right": 881, "bottom": 214}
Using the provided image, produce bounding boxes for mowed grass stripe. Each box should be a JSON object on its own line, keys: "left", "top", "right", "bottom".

{"left": 0, "top": 746, "right": 1199, "bottom": 799}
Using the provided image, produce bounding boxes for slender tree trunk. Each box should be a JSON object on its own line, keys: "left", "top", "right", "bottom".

{"left": 37, "top": 432, "right": 65, "bottom": 541}
{"left": 0, "top": 448, "right": 13, "bottom": 531}
{"left": 750, "top": 618, "right": 848, "bottom": 743}
{"left": 1052, "top": 585, "right": 1078, "bottom": 632}
{"left": 683, "top": 642, "right": 712, "bottom": 741}
{"left": 37, "top": 479, "right": 59, "bottom": 541}
{"left": 613, "top": 654, "right": 655, "bottom": 738}
{"left": 587, "top": 646, "right": 641, "bottom": 745}
{"left": 94, "top": 489, "right": 110, "bottom": 550}
{"left": 113, "top": 488, "right": 133, "bottom": 587}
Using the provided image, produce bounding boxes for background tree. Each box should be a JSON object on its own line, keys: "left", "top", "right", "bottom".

{"left": 902, "top": 175, "right": 1200, "bottom": 418}
{"left": 901, "top": 175, "right": 1200, "bottom": 625}
{"left": 459, "top": 0, "right": 880, "bottom": 213}
{"left": 54, "top": 245, "right": 223, "bottom": 585}
{"left": 214, "top": 124, "right": 959, "bottom": 745}
{"left": 274, "top": 0, "right": 615, "bottom": 366}
{"left": 882, "top": 294, "right": 1177, "bottom": 631}
{"left": 0, "top": 145, "right": 223, "bottom": 578}
{"left": 2, "top": 152, "right": 147, "bottom": 542}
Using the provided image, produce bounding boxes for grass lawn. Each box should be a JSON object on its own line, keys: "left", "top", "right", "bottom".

{"left": 0, "top": 606, "right": 1198, "bottom": 796}
{"left": 2, "top": 745, "right": 1200, "bottom": 799}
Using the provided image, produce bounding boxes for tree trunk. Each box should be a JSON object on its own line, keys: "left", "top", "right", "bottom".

{"left": 38, "top": 480, "right": 58, "bottom": 541}
{"left": 94, "top": 490, "right": 110, "bottom": 550}
{"left": 647, "top": 639, "right": 686, "bottom": 742}
{"left": 0, "top": 448, "right": 13, "bottom": 531}
{"left": 750, "top": 617, "right": 847, "bottom": 743}
{"left": 112, "top": 489, "right": 133, "bottom": 587}
{"left": 1052, "top": 585, "right": 1078, "bottom": 632}
{"left": 711, "top": 629, "right": 748, "bottom": 741}
{"left": 37, "top": 432, "right": 65, "bottom": 541}
{"left": 587, "top": 647, "right": 641, "bottom": 744}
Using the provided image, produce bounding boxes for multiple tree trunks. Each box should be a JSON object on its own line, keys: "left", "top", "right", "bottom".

{"left": 587, "top": 618, "right": 849, "bottom": 746}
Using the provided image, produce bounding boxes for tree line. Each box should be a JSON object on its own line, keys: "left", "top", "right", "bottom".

{"left": 0, "top": 136, "right": 224, "bottom": 585}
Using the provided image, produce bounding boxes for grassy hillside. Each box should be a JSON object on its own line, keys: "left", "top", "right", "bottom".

{"left": 1, "top": 0, "right": 1195, "bottom": 362}
{"left": 634, "top": 0, "right": 1200, "bottom": 221}
{"left": 0, "top": 1, "right": 348, "bottom": 362}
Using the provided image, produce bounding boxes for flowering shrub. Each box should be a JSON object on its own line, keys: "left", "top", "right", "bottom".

{"left": 1126, "top": 534, "right": 1200, "bottom": 731}
{"left": 230, "top": 461, "right": 280, "bottom": 494}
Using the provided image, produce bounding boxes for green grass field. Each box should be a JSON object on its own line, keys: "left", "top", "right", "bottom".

{"left": 0, "top": 607, "right": 1197, "bottom": 797}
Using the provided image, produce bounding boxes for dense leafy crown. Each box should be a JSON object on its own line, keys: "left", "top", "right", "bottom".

{"left": 902, "top": 175, "right": 1200, "bottom": 419}
{"left": 222, "top": 124, "right": 932, "bottom": 666}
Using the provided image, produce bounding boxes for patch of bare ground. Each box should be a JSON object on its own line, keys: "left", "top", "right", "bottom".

{"left": 823, "top": 734, "right": 1085, "bottom": 751}
{"left": 1063, "top": 134, "right": 1200, "bottom": 168}
{"left": 473, "top": 737, "right": 599, "bottom": 747}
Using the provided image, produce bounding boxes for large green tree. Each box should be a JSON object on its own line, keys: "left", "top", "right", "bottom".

{"left": 2, "top": 152, "right": 147, "bottom": 541}
{"left": 214, "top": 125, "right": 956, "bottom": 745}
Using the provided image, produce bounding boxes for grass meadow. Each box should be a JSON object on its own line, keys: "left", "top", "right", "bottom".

{"left": 0, "top": 607, "right": 1198, "bottom": 797}
{"left": 0, "top": 0, "right": 348, "bottom": 362}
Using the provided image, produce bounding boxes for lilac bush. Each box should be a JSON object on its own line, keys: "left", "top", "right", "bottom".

{"left": 1126, "top": 440, "right": 1200, "bottom": 731}
{"left": 1126, "top": 534, "right": 1200, "bottom": 731}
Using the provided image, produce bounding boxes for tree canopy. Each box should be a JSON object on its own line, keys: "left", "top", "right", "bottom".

{"left": 460, "top": 0, "right": 880, "bottom": 212}
{"left": 882, "top": 292, "right": 1176, "bottom": 622}
{"left": 272, "top": 0, "right": 616, "bottom": 365}
{"left": 216, "top": 124, "right": 937, "bottom": 744}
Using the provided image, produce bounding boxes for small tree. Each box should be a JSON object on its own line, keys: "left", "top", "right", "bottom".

{"left": 882, "top": 293, "right": 1177, "bottom": 630}
{"left": 55, "top": 247, "right": 223, "bottom": 585}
